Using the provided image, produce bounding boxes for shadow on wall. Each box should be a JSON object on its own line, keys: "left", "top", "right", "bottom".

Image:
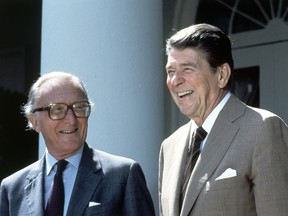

{"left": 0, "top": 87, "right": 38, "bottom": 181}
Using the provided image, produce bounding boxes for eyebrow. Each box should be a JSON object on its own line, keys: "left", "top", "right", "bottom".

{"left": 166, "top": 62, "right": 198, "bottom": 70}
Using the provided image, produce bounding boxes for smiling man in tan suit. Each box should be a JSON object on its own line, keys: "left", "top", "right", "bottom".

{"left": 159, "top": 23, "right": 288, "bottom": 216}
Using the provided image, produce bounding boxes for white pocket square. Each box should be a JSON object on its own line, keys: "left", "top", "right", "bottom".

{"left": 89, "top": 202, "right": 101, "bottom": 207}
{"left": 215, "top": 168, "right": 237, "bottom": 180}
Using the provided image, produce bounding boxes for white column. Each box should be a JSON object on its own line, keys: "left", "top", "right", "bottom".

{"left": 41, "top": 0, "right": 163, "bottom": 212}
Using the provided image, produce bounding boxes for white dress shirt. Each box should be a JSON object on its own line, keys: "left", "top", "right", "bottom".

{"left": 45, "top": 145, "right": 83, "bottom": 215}
{"left": 189, "top": 92, "right": 231, "bottom": 151}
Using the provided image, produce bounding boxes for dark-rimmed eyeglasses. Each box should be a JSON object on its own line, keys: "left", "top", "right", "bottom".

{"left": 32, "top": 101, "right": 91, "bottom": 120}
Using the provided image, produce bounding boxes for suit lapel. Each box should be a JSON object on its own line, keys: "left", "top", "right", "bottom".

{"left": 24, "top": 158, "right": 45, "bottom": 216}
{"left": 162, "top": 121, "right": 196, "bottom": 215}
{"left": 181, "top": 95, "right": 245, "bottom": 216}
{"left": 171, "top": 127, "right": 191, "bottom": 215}
{"left": 67, "top": 144, "right": 102, "bottom": 215}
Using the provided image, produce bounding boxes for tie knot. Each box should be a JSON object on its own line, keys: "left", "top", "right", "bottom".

{"left": 195, "top": 126, "right": 207, "bottom": 142}
{"left": 56, "top": 160, "right": 68, "bottom": 175}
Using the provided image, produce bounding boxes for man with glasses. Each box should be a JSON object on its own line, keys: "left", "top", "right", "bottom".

{"left": 0, "top": 71, "right": 155, "bottom": 216}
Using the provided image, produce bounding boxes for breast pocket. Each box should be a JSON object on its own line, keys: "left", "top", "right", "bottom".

{"left": 205, "top": 175, "right": 252, "bottom": 206}
{"left": 84, "top": 204, "right": 104, "bottom": 216}
{"left": 212, "top": 175, "right": 242, "bottom": 190}
{"left": 83, "top": 204, "right": 122, "bottom": 216}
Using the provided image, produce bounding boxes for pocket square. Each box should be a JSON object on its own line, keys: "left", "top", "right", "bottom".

{"left": 89, "top": 202, "right": 101, "bottom": 207}
{"left": 215, "top": 168, "right": 237, "bottom": 180}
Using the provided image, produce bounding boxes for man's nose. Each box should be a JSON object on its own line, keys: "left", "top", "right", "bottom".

{"left": 64, "top": 108, "right": 77, "bottom": 123}
{"left": 171, "top": 71, "right": 184, "bottom": 86}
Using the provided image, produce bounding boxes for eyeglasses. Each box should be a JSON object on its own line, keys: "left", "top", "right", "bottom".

{"left": 32, "top": 101, "right": 91, "bottom": 120}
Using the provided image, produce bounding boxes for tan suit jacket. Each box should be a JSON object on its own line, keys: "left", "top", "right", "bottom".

{"left": 159, "top": 94, "right": 288, "bottom": 216}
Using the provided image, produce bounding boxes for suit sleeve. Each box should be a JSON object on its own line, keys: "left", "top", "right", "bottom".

{"left": 158, "top": 143, "right": 164, "bottom": 216}
{"left": 253, "top": 116, "right": 288, "bottom": 215}
{"left": 0, "top": 180, "right": 10, "bottom": 215}
{"left": 122, "top": 162, "right": 155, "bottom": 216}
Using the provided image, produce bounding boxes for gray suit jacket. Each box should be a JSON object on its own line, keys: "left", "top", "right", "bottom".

{"left": 0, "top": 144, "right": 155, "bottom": 216}
{"left": 159, "top": 94, "right": 288, "bottom": 216}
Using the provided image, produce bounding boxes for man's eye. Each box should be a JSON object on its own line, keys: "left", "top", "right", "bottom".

{"left": 184, "top": 67, "right": 194, "bottom": 72}
{"left": 51, "top": 105, "right": 65, "bottom": 113}
{"left": 53, "top": 107, "right": 64, "bottom": 113}
{"left": 166, "top": 70, "right": 175, "bottom": 76}
{"left": 75, "top": 106, "right": 84, "bottom": 111}
{"left": 75, "top": 103, "right": 88, "bottom": 109}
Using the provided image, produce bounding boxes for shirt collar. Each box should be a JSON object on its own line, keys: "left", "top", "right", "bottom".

{"left": 189, "top": 92, "right": 231, "bottom": 148}
{"left": 202, "top": 91, "right": 231, "bottom": 134}
{"left": 45, "top": 145, "right": 84, "bottom": 176}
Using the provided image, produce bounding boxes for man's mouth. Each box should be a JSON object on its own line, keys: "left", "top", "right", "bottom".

{"left": 177, "top": 90, "right": 193, "bottom": 98}
{"left": 60, "top": 128, "right": 78, "bottom": 134}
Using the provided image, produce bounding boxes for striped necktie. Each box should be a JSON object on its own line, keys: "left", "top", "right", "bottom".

{"left": 180, "top": 126, "right": 207, "bottom": 208}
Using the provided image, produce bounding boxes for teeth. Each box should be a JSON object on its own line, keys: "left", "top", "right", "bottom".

{"left": 178, "top": 91, "right": 192, "bottom": 97}
{"left": 61, "top": 129, "right": 77, "bottom": 134}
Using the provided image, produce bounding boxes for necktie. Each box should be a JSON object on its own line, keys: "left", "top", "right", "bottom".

{"left": 45, "top": 160, "right": 68, "bottom": 216}
{"left": 180, "top": 126, "right": 207, "bottom": 208}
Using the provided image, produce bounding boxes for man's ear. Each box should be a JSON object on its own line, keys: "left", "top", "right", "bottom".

{"left": 28, "top": 113, "right": 40, "bottom": 133}
{"left": 218, "top": 63, "right": 231, "bottom": 89}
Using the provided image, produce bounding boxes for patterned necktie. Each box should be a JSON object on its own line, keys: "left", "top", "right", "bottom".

{"left": 45, "top": 160, "right": 68, "bottom": 216}
{"left": 180, "top": 126, "right": 207, "bottom": 208}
